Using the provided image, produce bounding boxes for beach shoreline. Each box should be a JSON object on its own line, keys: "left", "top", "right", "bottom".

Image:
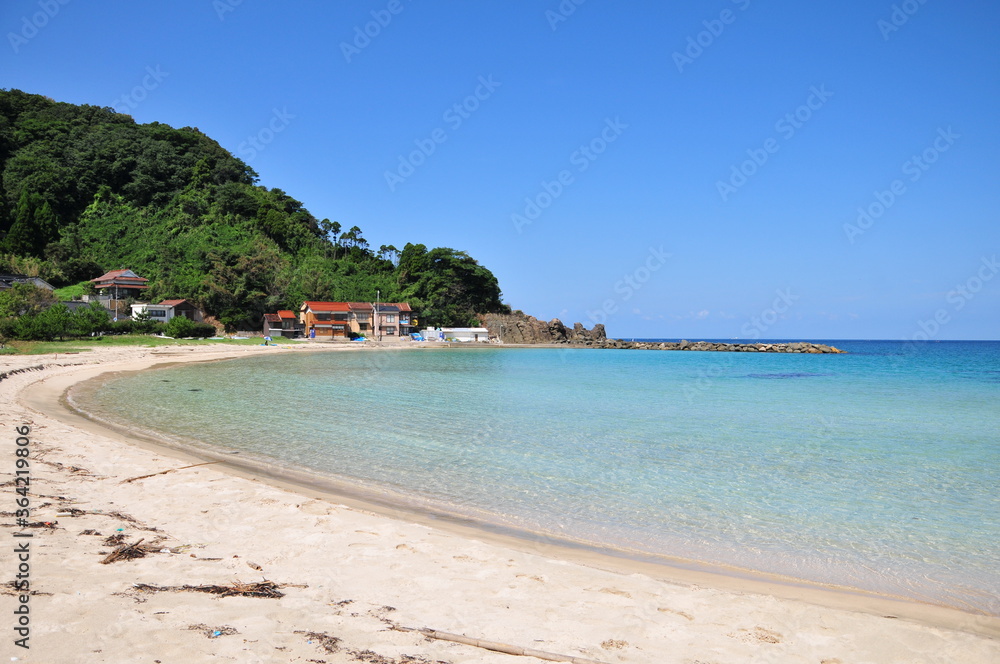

{"left": 3, "top": 343, "right": 999, "bottom": 663}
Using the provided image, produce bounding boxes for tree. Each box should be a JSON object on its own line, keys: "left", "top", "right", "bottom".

{"left": 396, "top": 244, "right": 505, "bottom": 326}
{"left": 0, "top": 282, "right": 57, "bottom": 317}
{"left": 33, "top": 302, "right": 73, "bottom": 340}
{"left": 72, "top": 301, "right": 111, "bottom": 336}
{"left": 1, "top": 191, "right": 59, "bottom": 257}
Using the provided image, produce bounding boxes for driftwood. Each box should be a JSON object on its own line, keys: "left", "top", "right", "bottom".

{"left": 121, "top": 461, "right": 222, "bottom": 484}
{"left": 101, "top": 538, "right": 162, "bottom": 564}
{"left": 395, "top": 626, "right": 609, "bottom": 664}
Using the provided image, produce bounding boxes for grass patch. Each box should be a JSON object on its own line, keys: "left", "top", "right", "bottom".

{"left": 2, "top": 335, "right": 277, "bottom": 355}
{"left": 52, "top": 281, "right": 90, "bottom": 300}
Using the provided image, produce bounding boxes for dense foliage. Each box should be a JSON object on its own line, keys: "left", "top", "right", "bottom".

{"left": 0, "top": 282, "right": 115, "bottom": 341}
{"left": 0, "top": 89, "right": 507, "bottom": 330}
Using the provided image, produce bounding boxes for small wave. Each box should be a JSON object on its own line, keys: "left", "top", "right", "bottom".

{"left": 745, "top": 372, "right": 833, "bottom": 379}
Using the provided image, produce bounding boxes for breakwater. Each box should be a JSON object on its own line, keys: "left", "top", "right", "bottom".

{"left": 567, "top": 340, "right": 846, "bottom": 353}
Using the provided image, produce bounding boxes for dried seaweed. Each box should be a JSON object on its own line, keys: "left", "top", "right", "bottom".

{"left": 133, "top": 579, "right": 288, "bottom": 598}
{"left": 295, "top": 630, "right": 342, "bottom": 654}
{"left": 188, "top": 623, "right": 239, "bottom": 638}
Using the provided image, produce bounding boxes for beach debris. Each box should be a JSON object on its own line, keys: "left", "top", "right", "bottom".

{"left": 295, "top": 631, "right": 342, "bottom": 654}
{"left": 246, "top": 560, "right": 263, "bottom": 571}
{"left": 132, "top": 579, "right": 289, "bottom": 598}
{"left": 104, "top": 533, "right": 127, "bottom": 546}
{"left": 188, "top": 623, "right": 239, "bottom": 639}
{"left": 1, "top": 582, "right": 51, "bottom": 597}
{"left": 101, "top": 537, "right": 166, "bottom": 564}
{"left": 121, "top": 461, "right": 222, "bottom": 484}
{"left": 393, "top": 625, "right": 610, "bottom": 664}
{"left": 599, "top": 640, "right": 627, "bottom": 650}
{"left": 0, "top": 364, "right": 46, "bottom": 383}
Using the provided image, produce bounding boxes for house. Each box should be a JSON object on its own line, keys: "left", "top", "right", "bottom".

{"left": 423, "top": 327, "right": 491, "bottom": 342}
{"left": 395, "top": 302, "right": 417, "bottom": 336}
{"left": 263, "top": 310, "right": 303, "bottom": 338}
{"left": 130, "top": 299, "right": 204, "bottom": 324}
{"left": 0, "top": 274, "right": 55, "bottom": 291}
{"left": 347, "top": 302, "right": 374, "bottom": 337}
{"left": 300, "top": 301, "right": 351, "bottom": 338}
{"left": 89, "top": 269, "right": 149, "bottom": 299}
{"left": 373, "top": 304, "right": 400, "bottom": 338}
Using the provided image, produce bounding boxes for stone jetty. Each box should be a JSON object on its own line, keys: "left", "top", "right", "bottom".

{"left": 565, "top": 339, "right": 846, "bottom": 353}
{"left": 479, "top": 312, "right": 845, "bottom": 353}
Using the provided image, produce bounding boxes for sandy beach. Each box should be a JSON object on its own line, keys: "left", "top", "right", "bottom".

{"left": 2, "top": 343, "right": 999, "bottom": 663}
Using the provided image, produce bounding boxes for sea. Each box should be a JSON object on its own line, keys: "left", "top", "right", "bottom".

{"left": 72, "top": 339, "right": 1000, "bottom": 615}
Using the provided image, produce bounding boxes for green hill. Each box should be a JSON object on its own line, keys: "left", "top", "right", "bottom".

{"left": 0, "top": 89, "right": 506, "bottom": 329}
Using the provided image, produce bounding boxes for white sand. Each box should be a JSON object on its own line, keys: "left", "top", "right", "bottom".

{"left": 1, "top": 343, "right": 998, "bottom": 663}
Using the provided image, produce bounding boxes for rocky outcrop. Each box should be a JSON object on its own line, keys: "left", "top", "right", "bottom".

{"left": 479, "top": 312, "right": 606, "bottom": 344}
{"left": 479, "top": 312, "right": 843, "bottom": 353}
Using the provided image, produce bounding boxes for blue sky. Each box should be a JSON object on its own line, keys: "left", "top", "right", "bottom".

{"left": 3, "top": 0, "right": 998, "bottom": 339}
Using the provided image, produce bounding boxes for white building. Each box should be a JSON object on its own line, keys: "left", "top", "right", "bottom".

{"left": 422, "top": 327, "right": 491, "bottom": 342}
{"left": 130, "top": 299, "right": 203, "bottom": 324}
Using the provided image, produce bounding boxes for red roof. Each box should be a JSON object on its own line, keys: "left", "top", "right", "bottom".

{"left": 348, "top": 302, "right": 374, "bottom": 312}
{"left": 263, "top": 313, "right": 281, "bottom": 323}
{"left": 392, "top": 302, "right": 412, "bottom": 312}
{"left": 91, "top": 269, "right": 147, "bottom": 282}
{"left": 158, "top": 299, "right": 188, "bottom": 307}
{"left": 301, "top": 301, "right": 350, "bottom": 312}
{"left": 277, "top": 310, "right": 297, "bottom": 319}
{"left": 90, "top": 269, "right": 148, "bottom": 289}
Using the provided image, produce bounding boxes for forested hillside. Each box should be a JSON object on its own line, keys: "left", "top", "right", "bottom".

{"left": 0, "top": 89, "right": 506, "bottom": 329}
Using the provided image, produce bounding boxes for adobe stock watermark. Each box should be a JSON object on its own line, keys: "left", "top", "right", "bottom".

{"left": 109, "top": 66, "right": 169, "bottom": 115}
{"left": 237, "top": 108, "right": 295, "bottom": 162}
{"left": 740, "top": 288, "right": 799, "bottom": 339}
{"left": 384, "top": 75, "right": 501, "bottom": 192}
{"left": 906, "top": 255, "right": 998, "bottom": 342}
{"left": 716, "top": 85, "right": 833, "bottom": 202}
{"left": 682, "top": 287, "right": 800, "bottom": 404}
{"left": 340, "top": 0, "right": 412, "bottom": 63}
{"left": 672, "top": 0, "right": 752, "bottom": 73}
{"left": 545, "top": 0, "right": 587, "bottom": 31}
{"left": 878, "top": 0, "right": 930, "bottom": 41}
{"left": 8, "top": 0, "right": 71, "bottom": 54}
{"left": 843, "top": 126, "right": 958, "bottom": 244}
{"left": 511, "top": 117, "right": 628, "bottom": 234}
{"left": 212, "top": 0, "right": 243, "bottom": 21}
{"left": 586, "top": 246, "right": 671, "bottom": 327}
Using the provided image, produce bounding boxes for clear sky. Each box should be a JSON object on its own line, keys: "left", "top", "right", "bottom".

{"left": 3, "top": 0, "right": 998, "bottom": 340}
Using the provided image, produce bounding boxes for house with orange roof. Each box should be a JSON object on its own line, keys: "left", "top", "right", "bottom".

{"left": 263, "top": 309, "right": 304, "bottom": 338}
{"left": 89, "top": 269, "right": 149, "bottom": 299}
{"left": 300, "top": 301, "right": 351, "bottom": 338}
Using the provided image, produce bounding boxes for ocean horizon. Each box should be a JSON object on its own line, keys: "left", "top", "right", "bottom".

{"left": 73, "top": 339, "right": 1000, "bottom": 615}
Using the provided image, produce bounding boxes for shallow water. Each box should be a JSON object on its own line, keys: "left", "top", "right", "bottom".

{"left": 76, "top": 340, "right": 1000, "bottom": 614}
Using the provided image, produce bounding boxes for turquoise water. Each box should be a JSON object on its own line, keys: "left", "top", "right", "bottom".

{"left": 76, "top": 341, "right": 1000, "bottom": 614}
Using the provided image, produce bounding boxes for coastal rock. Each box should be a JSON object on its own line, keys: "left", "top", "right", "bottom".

{"left": 480, "top": 312, "right": 606, "bottom": 344}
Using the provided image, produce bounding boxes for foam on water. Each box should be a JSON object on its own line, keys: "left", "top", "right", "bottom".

{"left": 75, "top": 340, "right": 1000, "bottom": 614}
